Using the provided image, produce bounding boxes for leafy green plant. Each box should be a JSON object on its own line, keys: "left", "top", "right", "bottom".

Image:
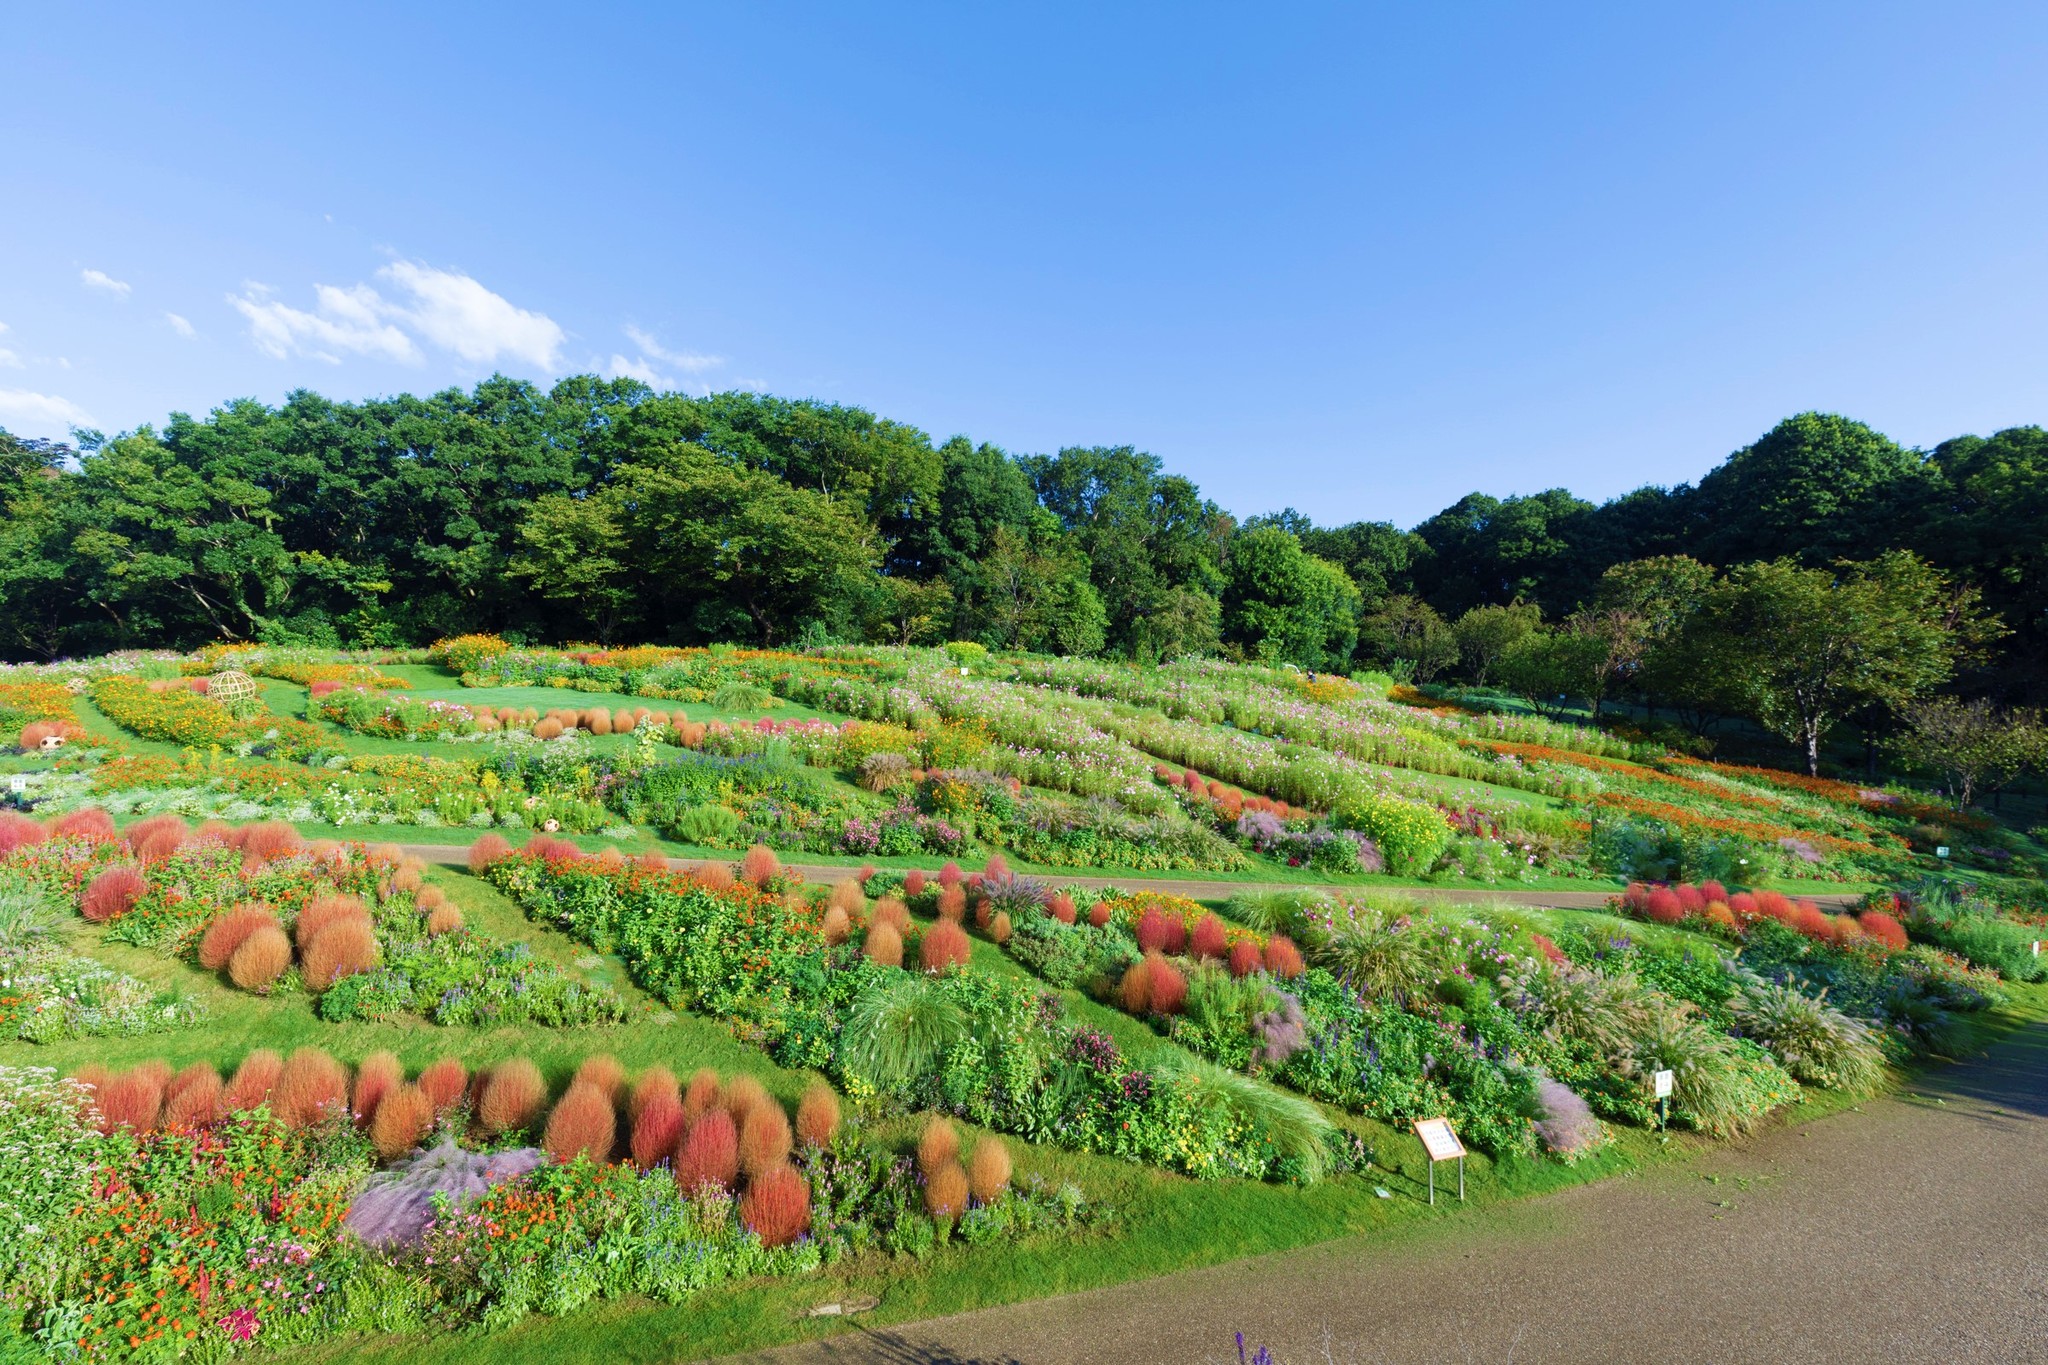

{"left": 841, "top": 976, "right": 970, "bottom": 1090}
{"left": 1150, "top": 1053, "right": 1335, "bottom": 1184}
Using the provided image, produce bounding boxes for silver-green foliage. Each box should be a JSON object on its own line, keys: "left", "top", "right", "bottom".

{"left": 1731, "top": 978, "right": 1886, "bottom": 1093}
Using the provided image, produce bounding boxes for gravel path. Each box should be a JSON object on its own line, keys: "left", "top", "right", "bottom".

{"left": 397, "top": 843, "right": 1861, "bottom": 911}
{"left": 725, "top": 1019, "right": 2048, "bottom": 1364}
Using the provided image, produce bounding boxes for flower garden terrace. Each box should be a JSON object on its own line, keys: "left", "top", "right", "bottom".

{"left": 2, "top": 639, "right": 2041, "bottom": 902}
{"left": 2, "top": 782, "right": 2043, "bottom": 1362}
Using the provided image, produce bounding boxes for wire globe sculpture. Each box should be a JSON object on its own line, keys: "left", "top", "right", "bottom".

{"left": 208, "top": 669, "right": 261, "bottom": 715}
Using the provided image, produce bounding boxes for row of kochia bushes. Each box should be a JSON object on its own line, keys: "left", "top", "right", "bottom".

{"left": 73, "top": 1049, "right": 1015, "bottom": 1248}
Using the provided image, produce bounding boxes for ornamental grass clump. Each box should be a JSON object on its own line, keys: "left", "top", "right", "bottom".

{"left": 81, "top": 865, "right": 145, "bottom": 924}
{"left": 921, "top": 918, "right": 972, "bottom": 972}
{"left": 275, "top": 1048, "right": 348, "bottom": 1128}
{"left": 477, "top": 1058, "right": 547, "bottom": 1137}
{"left": 1531, "top": 1077, "right": 1603, "bottom": 1159}
{"left": 741, "top": 1162, "right": 812, "bottom": 1247}
{"left": 371, "top": 1084, "right": 434, "bottom": 1160}
{"left": 843, "top": 977, "right": 967, "bottom": 1090}
{"left": 1730, "top": 979, "right": 1885, "bottom": 1093}
{"left": 228, "top": 925, "right": 292, "bottom": 990}
{"left": 197, "top": 903, "right": 280, "bottom": 971}
{"left": 676, "top": 1109, "right": 740, "bottom": 1193}
{"left": 544, "top": 1081, "right": 618, "bottom": 1162}
{"left": 796, "top": 1081, "right": 840, "bottom": 1148}
{"left": 224, "top": 1049, "right": 282, "bottom": 1111}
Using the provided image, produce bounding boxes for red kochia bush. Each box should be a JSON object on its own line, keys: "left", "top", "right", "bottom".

{"left": 1119, "top": 959, "right": 1153, "bottom": 1013}
{"left": 1858, "top": 909, "right": 1909, "bottom": 951}
{"left": 982, "top": 853, "right": 1009, "bottom": 878}
{"left": 1049, "top": 894, "right": 1077, "bottom": 925}
{"left": 371, "top": 1084, "right": 434, "bottom": 1160}
{"left": 630, "top": 1066, "right": 679, "bottom": 1124}
{"left": 921, "top": 918, "right": 972, "bottom": 972}
{"left": 1793, "top": 901, "right": 1834, "bottom": 942}
{"left": 1190, "top": 913, "right": 1229, "bottom": 960}
{"left": 631, "top": 1091, "right": 687, "bottom": 1169}
{"left": 46, "top": 807, "right": 116, "bottom": 843}
{"left": 724, "top": 1074, "right": 771, "bottom": 1126}
{"left": 904, "top": 868, "right": 927, "bottom": 897}
{"left": 924, "top": 1161, "right": 970, "bottom": 1220}
{"left": 1135, "top": 906, "right": 1174, "bottom": 953}
{"left": 0, "top": 811, "right": 47, "bottom": 854}
{"left": 467, "top": 833, "right": 512, "bottom": 873}
{"left": 223, "top": 1049, "right": 283, "bottom": 1112}
{"left": 864, "top": 921, "right": 904, "bottom": 967}
{"left": 296, "top": 894, "right": 370, "bottom": 952}
{"left": 1699, "top": 880, "right": 1729, "bottom": 902}
{"left": 544, "top": 1081, "right": 618, "bottom": 1162}
{"left": 740, "top": 844, "right": 780, "bottom": 888}
{"left": 692, "top": 860, "right": 736, "bottom": 891}
{"left": 417, "top": 1057, "right": 468, "bottom": 1114}
{"left": 821, "top": 905, "right": 851, "bottom": 945}
{"left": 197, "top": 904, "right": 280, "bottom": 971}
{"left": 916, "top": 1117, "right": 959, "bottom": 1174}
{"left": 123, "top": 814, "right": 187, "bottom": 856}
{"left": 274, "top": 1048, "right": 348, "bottom": 1128}
{"left": 97, "top": 1067, "right": 166, "bottom": 1134}
{"left": 968, "top": 1137, "right": 1012, "bottom": 1203}
{"left": 1643, "top": 888, "right": 1685, "bottom": 925}
{"left": 229, "top": 926, "right": 292, "bottom": 990}
{"left": 574, "top": 1054, "right": 626, "bottom": 1104}
{"left": 1674, "top": 884, "right": 1706, "bottom": 914}
{"left": 1728, "top": 891, "right": 1759, "bottom": 923}
{"left": 741, "top": 1161, "right": 812, "bottom": 1246}
{"left": 675, "top": 1110, "right": 740, "bottom": 1193}
{"left": 426, "top": 903, "right": 464, "bottom": 936}
{"left": 1621, "top": 882, "right": 1651, "bottom": 913}
{"left": 796, "top": 1081, "right": 840, "bottom": 1148}
{"left": 1753, "top": 891, "right": 1798, "bottom": 926}
{"left": 238, "top": 821, "right": 304, "bottom": 865}
{"left": 937, "top": 861, "right": 963, "bottom": 888}
{"left": 683, "top": 1068, "right": 724, "bottom": 1121}
{"left": 351, "top": 1050, "right": 404, "bottom": 1126}
{"left": 936, "top": 885, "right": 967, "bottom": 921}
{"left": 477, "top": 1058, "right": 547, "bottom": 1137}
{"left": 1263, "top": 935, "right": 1305, "bottom": 979}
{"left": 81, "top": 865, "right": 146, "bottom": 923}
{"left": 738, "top": 1101, "right": 793, "bottom": 1176}
{"left": 1145, "top": 953, "right": 1188, "bottom": 1015}
{"left": 1227, "top": 939, "right": 1261, "bottom": 979}
{"left": 162, "top": 1063, "right": 223, "bottom": 1130}
{"left": 303, "top": 919, "right": 380, "bottom": 991}
{"left": 1087, "top": 901, "right": 1112, "bottom": 928}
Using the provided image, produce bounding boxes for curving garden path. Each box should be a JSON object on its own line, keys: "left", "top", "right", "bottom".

{"left": 722, "top": 1017, "right": 2048, "bottom": 1365}
{"left": 395, "top": 843, "right": 1862, "bottom": 912}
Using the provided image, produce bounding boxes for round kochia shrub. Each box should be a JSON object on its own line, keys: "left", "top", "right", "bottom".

{"left": 417, "top": 1057, "right": 468, "bottom": 1114}
{"left": 477, "top": 1059, "right": 547, "bottom": 1137}
{"left": 81, "top": 865, "right": 145, "bottom": 923}
{"left": 738, "top": 1101, "right": 793, "bottom": 1176}
{"left": 162, "top": 1064, "right": 223, "bottom": 1130}
{"left": 228, "top": 926, "right": 292, "bottom": 990}
{"left": 274, "top": 1048, "right": 348, "bottom": 1129}
{"left": 303, "top": 919, "right": 380, "bottom": 991}
{"left": 676, "top": 1110, "right": 740, "bottom": 1193}
{"left": 371, "top": 1084, "right": 434, "bottom": 1159}
{"left": 921, "top": 918, "right": 972, "bottom": 972}
{"left": 224, "top": 1049, "right": 282, "bottom": 1111}
{"left": 198, "top": 903, "right": 280, "bottom": 970}
{"left": 741, "top": 1162, "right": 812, "bottom": 1247}
{"left": 544, "top": 1081, "right": 618, "bottom": 1162}
{"left": 796, "top": 1081, "right": 840, "bottom": 1148}
{"left": 631, "top": 1091, "right": 687, "bottom": 1169}
{"left": 1333, "top": 792, "right": 1453, "bottom": 875}
{"left": 968, "top": 1137, "right": 1012, "bottom": 1202}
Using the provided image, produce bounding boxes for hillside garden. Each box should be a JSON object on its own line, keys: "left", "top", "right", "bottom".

{"left": 1, "top": 639, "right": 2044, "bottom": 1362}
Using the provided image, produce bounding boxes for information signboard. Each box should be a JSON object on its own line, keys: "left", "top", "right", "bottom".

{"left": 1413, "top": 1118, "right": 1466, "bottom": 1205}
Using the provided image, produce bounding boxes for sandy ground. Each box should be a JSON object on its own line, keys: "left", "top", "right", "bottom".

{"left": 722, "top": 1019, "right": 2048, "bottom": 1365}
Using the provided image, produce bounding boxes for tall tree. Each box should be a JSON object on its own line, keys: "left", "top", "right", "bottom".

{"left": 1222, "top": 526, "right": 1360, "bottom": 670}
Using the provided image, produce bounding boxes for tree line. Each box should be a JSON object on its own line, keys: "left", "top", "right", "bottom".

{"left": 1, "top": 382, "right": 2042, "bottom": 774}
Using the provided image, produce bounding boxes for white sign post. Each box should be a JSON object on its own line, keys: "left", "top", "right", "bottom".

{"left": 1654, "top": 1068, "right": 1675, "bottom": 1130}
{"left": 1414, "top": 1118, "right": 1466, "bottom": 1206}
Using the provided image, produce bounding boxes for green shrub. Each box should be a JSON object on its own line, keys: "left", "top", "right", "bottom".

{"left": 1331, "top": 793, "right": 1451, "bottom": 875}
{"left": 1730, "top": 978, "right": 1886, "bottom": 1093}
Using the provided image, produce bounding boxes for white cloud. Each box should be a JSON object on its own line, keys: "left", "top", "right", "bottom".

{"left": 0, "top": 389, "right": 94, "bottom": 433}
{"left": 81, "top": 269, "right": 131, "bottom": 297}
{"left": 623, "top": 325, "right": 723, "bottom": 374}
{"left": 228, "top": 282, "right": 419, "bottom": 364}
{"left": 605, "top": 353, "right": 663, "bottom": 385}
{"left": 378, "top": 260, "right": 564, "bottom": 370}
{"left": 0, "top": 350, "right": 20, "bottom": 369}
{"left": 228, "top": 260, "right": 563, "bottom": 372}
{"left": 165, "top": 312, "right": 197, "bottom": 339}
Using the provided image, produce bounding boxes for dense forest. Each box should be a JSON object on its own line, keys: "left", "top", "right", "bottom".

{"left": 1, "top": 380, "right": 2042, "bottom": 767}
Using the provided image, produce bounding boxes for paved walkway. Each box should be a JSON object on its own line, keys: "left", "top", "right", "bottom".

{"left": 397, "top": 843, "right": 1861, "bottom": 911}
{"left": 726, "top": 1018, "right": 2048, "bottom": 1364}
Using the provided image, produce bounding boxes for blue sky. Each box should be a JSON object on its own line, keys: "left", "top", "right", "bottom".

{"left": 4, "top": 2, "right": 2045, "bottom": 526}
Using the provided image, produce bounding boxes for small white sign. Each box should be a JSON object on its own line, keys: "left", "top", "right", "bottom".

{"left": 1414, "top": 1117, "right": 1466, "bottom": 1162}
{"left": 1936, "top": 846, "right": 1950, "bottom": 859}
{"left": 6, "top": 775, "right": 26, "bottom": 794}
{"left": 1654, "top": 1069, "right": 1675, "bottom": 1100}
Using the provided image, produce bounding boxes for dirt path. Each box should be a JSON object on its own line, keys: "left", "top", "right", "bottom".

{"left": 396, "top": 843, "right": 1860, "bottom": 911}
{"left": 726, "top": 1021, "right": 2048, "bottom": 1364}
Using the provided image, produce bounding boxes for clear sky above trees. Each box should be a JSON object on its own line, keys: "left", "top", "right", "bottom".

{"left": 4, "top": 3, "right": 2046, "bottom": 524}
